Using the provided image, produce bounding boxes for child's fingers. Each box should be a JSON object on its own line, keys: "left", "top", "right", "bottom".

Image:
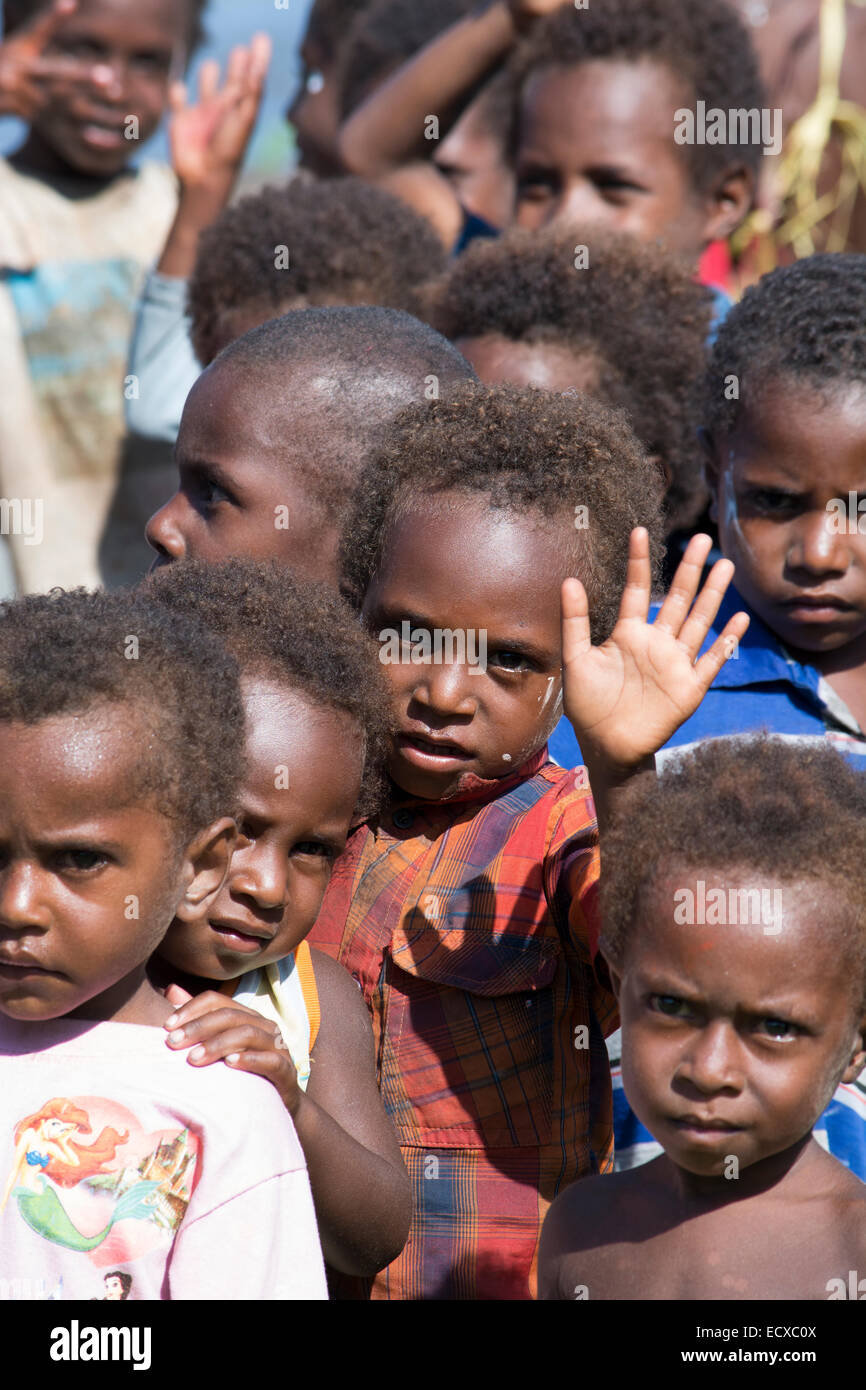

{"left": 616, "top": 527, "right": 653, "bottom": 624}
{"left": 652, "top": 534, "right": 714, "bottom": 635}
{"left": 692, "top": 612, "right": 750, "bottom": 690}
{"left": 21, "top": 0, "right": 76, "bottom": 52}
{"left": 673, "top": 557, "right": 737, "bottom": 659}
{"left": 167, "top": 79, "right": 187, "bottom": 116}
{"left": 182, "top": 1023, "right": 281, "bottom": 1066}
{"left": 164, "top": 993, "right": 259, "bottom": 1034}
{"left": 163, "top": 982, "right": 194, "bottom": 1009}
{"left": 196, "top": 57, "right": 220, "bottom": 105}
{"left": 224, "top": 43, "right": 250, "bottom": 91}
{"left": 560, "top": 576, "right": 591, "bottom": 668}
{"left": 225, "top": 1050, "right": 290, "bottom": 1078}
{"left": 247, "top": 32, "right": 272, "bottom": 89}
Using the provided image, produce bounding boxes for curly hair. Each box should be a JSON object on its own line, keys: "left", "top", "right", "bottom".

{"left": 600, "top": 736, "right": 866, "bottom": 999}
{"left": 305, "top": 0, "right": 370, "bottom": 62}
{"left": 0, "top": 588, "right": 243, "bottom": 839}
{"left": 512, "top": 0, "right": 766, "bottom": 191}
{"left": 340, "top": 381, "right": 666, "bottom": 644}
{"left": 144, "top": 559, "right": 393, "bottom": 819}
{"left": 188, "top": 178, "right": 448, "bottom": 366}
{"left": 337, "top": 0, "right": 476, "bottom": 119}
{"left": 429, "top": 225, "right": 712, "bottom": 532}
{"left": 3, "top": 0, "right": 208, "bottom": 54}
{"left": 704, "top": 253, "right": 866, "bottom": 441}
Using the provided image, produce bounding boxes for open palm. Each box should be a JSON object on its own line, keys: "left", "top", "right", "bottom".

{"left": 562, "top": 529, "right": 749, "bottom": 771}
{"left": 167, "top": 35, "right": 270, "bottom": 190}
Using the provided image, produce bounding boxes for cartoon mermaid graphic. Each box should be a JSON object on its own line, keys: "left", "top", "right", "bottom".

{"left": 1, "top": 1099, "right": 160, "bottom": 1252}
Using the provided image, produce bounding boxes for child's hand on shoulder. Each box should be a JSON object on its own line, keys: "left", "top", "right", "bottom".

{"left": 163, "top": 983, "right": 301, "bottom": 1117}
{"left": 562, "top": 529, "right": 749, "bottom": 778}
{"left": 0, "top": 0, "right": 93, "bottom": 121}
{"left": 167, "top": 33, "right": 271, "bottom": 203}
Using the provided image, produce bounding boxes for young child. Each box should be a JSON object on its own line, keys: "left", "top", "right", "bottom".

{"left": 286, "top": 0, "right": 368, "bottom": 177}
{"left": 140, "top": 558, "right": 411, "bottom": 1280}
{"left": 511, "top": 0, "right": 763, "bottom": 283}
{"left": 0, "top": 0, "right": 210, "bottom": 593}
{"left": 0, "top": 587, "right": 326, "bottom": 1299}
{"left": 539, "top": 737, "right": 866, "bottom": 1301}
{"left": 308, "top": 380, "right": 748, "bottom": 1299}
{"left": 612, "top": 252, "right": 866, "bottom": 1183}
{"left": 428, "top": 224, "right": 713, "bottom": 539}
{"left": 144, "top": 306, "right": 475, "bottom": 587}
{"left": 127, "top": 177, "right": 449, "bottom": 442}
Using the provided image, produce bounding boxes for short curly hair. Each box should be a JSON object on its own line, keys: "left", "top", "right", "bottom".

{"left": 512, "top": 0, "right": 766, "bottom": 192}
{"left": 188, "top": 178, "right": 448, "bottom": 366}
{"left": 305, "top": 0, "right": 370, "bottom": 62}
{"left": 600, "top": 736, "right": 866, "bottom": 1001}
{"left": 340, "top": 381, "right": 665, "bottom": 644}
{"left": 0, "top": 588, "right": 244, "bottom": 840}
{"left": 338, "top": 0, "right": 476, "bottom": 119}
{"left": 144, "top": 559, "right": 392, "bottom": 819}
{"left": 704, "top": 253, "right": 866, "bottom": 441}
{"left": 429, "top": 225, "right": 713, "bottom": 532}
{"left": 3, "top": 0, "right": 208, "bottom": 56}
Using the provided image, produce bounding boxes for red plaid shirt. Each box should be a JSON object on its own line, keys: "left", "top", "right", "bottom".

{"left": 310, "top": 750, "right": 617, "bottom": 1300}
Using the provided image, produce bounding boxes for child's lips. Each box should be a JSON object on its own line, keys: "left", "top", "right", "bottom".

{"left": 209, "top": 920, "right": 275, "bottom": 954}
{"left": 397, "top": 732, "right": 475, "bottom": 768}
{"left": 780, "top": 594, "right": 855, "bottom": 623}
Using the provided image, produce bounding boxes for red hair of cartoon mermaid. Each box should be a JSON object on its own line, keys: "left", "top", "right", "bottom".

{"left": 15, "top": 1098, "right": 128, "bottom": 1188}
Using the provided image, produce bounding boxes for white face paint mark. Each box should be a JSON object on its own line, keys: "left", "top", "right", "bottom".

{"left": 502, "top": 753, "right": 512, "bottom": 762}
{"left": 538, "top": 676, "right": 557, "bottom": 713}
{"left": 720, "top": 459, "right": 747, "bottom": 550}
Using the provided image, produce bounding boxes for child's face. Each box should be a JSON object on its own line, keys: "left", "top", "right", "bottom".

{"left": 285, "top": 37, "right": 343, "bottom": 176}
{"left": 433, "top": 90, "right": 514, "bottom": 230}
{"left": 709, "top": 379, "right": 866, "bottom": 658}
{"left": 0, "top": 710, "right": 188, "bottom": 1021}
{"left": 362, "top": 493, "right": 568, "bottom": 800}
{"left": 157, "top": 679, "right": 362, "bottom": 983}
{"left": 453, "top": 333, "right": 600, "bottom": 396}
{"left": 146, "top": 362, "right": 341, "bottom": 586}
{"left": 28, "top": 0, "right": 187, "bottom": 178}
{"left": 613, "top": 870, "right": 866, "bottom": 1179}
{"left": 514, "top": 59, "right": 728, "bottom": 258}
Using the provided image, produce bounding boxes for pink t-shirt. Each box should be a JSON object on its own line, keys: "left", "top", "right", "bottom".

{"left": 0, "top": 1014, "right": 326, "bottom": 1301}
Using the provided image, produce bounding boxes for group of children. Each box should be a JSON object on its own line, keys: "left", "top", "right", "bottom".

{"left": 0, "top": 0, "right": 865, "bottom": 1303}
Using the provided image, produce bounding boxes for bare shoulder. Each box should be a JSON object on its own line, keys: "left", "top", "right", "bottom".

{"left": 308, "top": 946, "right": 372, "bottom": 1055}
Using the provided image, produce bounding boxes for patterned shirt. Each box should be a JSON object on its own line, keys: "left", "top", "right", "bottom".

{"left": 309, "top": 750, "right": 617, "bottom": 1301}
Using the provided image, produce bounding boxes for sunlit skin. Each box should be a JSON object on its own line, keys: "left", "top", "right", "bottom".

{"left": 145, "top": 359, "right": 343, "bottom": 586}
{"left": 362, "top": 494, "right": 574, "bottom": 801}
{"left": 615, "top": 871, "right": 866, "bottom": 1181}
{"left": 538, "top": 869, "right": 866, "bottom": 1300}
{"left": 10, "top": 0, "right": 188, "bottom": 183}
{"left": 157, "top": 679, "right": 362, "bottom": 984}
{"left": 453, "top": 334, "right": 601, "bottom": 394}
{"left": 514, "top": 58, "right": 751, "bottom": 258}
{"left": 0, "top": 710, "right": 234, "bottom": 1026}
{"left": 707, "top": 378, "right": 866, "bottom": 729}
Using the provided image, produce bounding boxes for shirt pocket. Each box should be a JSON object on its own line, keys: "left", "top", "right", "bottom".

{"left": 380, "top": 918, "right": 559, "bottom": 1149}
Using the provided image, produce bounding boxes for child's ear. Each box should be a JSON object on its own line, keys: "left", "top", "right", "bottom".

{"left": 701, "top": 161, "right": 754, "bottom": 244}
{"left": 699, "top": 427, "right": 721, "bottom": 525}
{"left": 841, "top": 1013, "right": 866, "bottom": 1085}
{"left": 174, "top": 818, "right": 238, "bottom": 922}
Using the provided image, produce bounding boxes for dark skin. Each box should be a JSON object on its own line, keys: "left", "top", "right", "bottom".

{"left": 285, "top": 32, "right": 344, "bottom": 177}
{"left": 453, "top": 334, "right": 601, "bottom": 396}
{"left": 154, "top": 679, "right": 411, "bottom": 1277}
{"left": 539, "top": 871, "right": 866, "bottom": 1300}
{"left": 145, "top": 360, "right": 345, "bottom": 587}
{"left": 707, "top": 377, "right": 866, "bottom": 732}
{"left": 0, "top": 708, "right": 235, "bottom": 1027}
{"left": 514, "top": 58, "right": 752, "bottom": 259}
{"left": 363, "top": 494, "right": 749, "bottom": 812}
{"left": 5, "top": 0, "right": 190, "bottom": 190}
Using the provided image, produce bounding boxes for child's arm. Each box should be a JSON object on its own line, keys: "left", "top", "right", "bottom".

{"left": 156, "top": 34, "right": 271, "bottom": 279}
{"left": 164, "top": 959, "right": 411, "bottom": 1278}
{"left": 338, "top": 0, "right": 569, "bottom": 177}
{"left": 562, "top": 530, "right": 750, "bottom": 828}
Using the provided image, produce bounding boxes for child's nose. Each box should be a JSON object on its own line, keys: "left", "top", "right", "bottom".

{"left": 88, "top": 60, "right": 126, "bottom": 103}
{"left": 145, "top": 497, "right": 186, "bottom": 562}
{"left": 675, "top": 1020, "right": 745, "bottom": 1096}
{"left": 413, "top": 661, "right": 478, "bottom": 717}
{"left": 788, "top": 512, "right": 849, "bottom": 575}
{"left": 0, "top": 863, "right": 51, "bottom": 930}
{"left": 230, "top": 855, "right": 289, "bottom": 914}
{"left": 554, "top": 181, "right": 611, "bottom": 231}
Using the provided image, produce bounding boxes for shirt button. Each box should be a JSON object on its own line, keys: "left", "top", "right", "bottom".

{"left": 392, "top": 809, "right": 414, "bottom": 830}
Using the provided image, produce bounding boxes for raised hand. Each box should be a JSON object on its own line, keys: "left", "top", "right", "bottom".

{"left": 562, "top": 529, "right": 749, "bottom": 775}
{"left": 0, "top": 0, "right": 93, "bottom": 121}
{"left": 167, "top": 32, "right": 271, "bottom": 197}
{"left": 164, "top": 984, "right": 301, "bottom": 1115}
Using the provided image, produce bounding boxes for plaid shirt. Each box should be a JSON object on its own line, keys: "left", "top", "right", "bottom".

{"left": 309, "top": 750, "right": 618, "bottom": 1301}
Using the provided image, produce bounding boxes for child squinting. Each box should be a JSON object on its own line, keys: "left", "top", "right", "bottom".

{"left": 540, "top": 738, "right": 866, "bottom": 1300}
{"left": 144, "top": 559, "right": 411, "bottom": 1279}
